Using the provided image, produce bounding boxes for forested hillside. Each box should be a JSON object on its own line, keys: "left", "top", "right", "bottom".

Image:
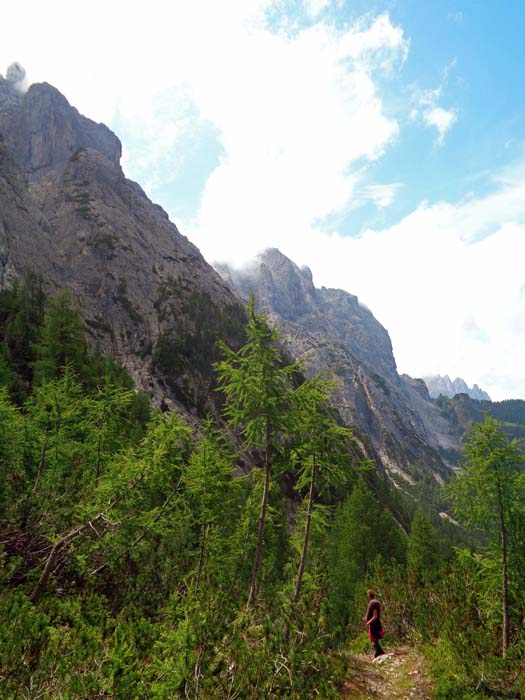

{"left": 1, "top": 280, "right": 524, "bottom": 699}
{"left": 436, "top": 393, "right": 525, "bottom": 444}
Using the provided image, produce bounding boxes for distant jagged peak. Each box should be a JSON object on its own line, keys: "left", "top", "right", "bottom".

{"left": 258, "top": 247, "right": 313, "bottom": 279}
{"left": 423, "top": 374, "right": 491, "bottom": 401}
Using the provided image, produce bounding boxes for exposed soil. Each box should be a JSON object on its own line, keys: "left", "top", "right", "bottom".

{"left": 341, "top": 646, "right": 435, "bottom": 700}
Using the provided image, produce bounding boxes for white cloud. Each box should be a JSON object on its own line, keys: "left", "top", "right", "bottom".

{"left": 189, "top": 13, "right": 407, "bottom": 263}
{"left": 410, "top": 61, "right": 459, "bottom": 144}
{"left": 424, "top": 106, "right": 457, "bottom": 144}
{"left": 304, "top": 0, "right": 331, "bottom": 19}
{"left": 258, "top": 168, "right": 525, "bottom": 401}
{"left": 360, "top": 182, "right": 403, "bottom": 208}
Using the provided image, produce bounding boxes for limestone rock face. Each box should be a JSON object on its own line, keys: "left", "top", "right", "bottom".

{"left": 0, "top": 76, "right": 245, "bottom": 411}
{"left": 217, "top": 249, "right": 458, "bottom": 490}
{"left": 0, "top": 79, "right": 121, "bottom": 177}
{"left": 0, "top": 142, "right": 61, "bottom": 289}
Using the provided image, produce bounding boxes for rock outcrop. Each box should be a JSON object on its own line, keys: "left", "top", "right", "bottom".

{"left": 0, "top": 80, "right": 121, "bottom": 177}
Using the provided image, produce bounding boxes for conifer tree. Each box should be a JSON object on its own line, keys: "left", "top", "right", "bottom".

{"left": 0, "top": 273, "right": 45, "bottom": 398}
{"left": 447, "top": 416, "right": 525, "bottom": 657}
{"left": 0, "top": 388, "right": 25, "bottom": 514}
{"left": 406, "top": 509, "right": 443, "bottom": 586}
{"left": 215, "top": 298, "right": 299, "bottom": 607}
{"left": 34, "top": 290, "right": 89, "bottom": 385}
{"left": 290, "top": 375, "right": 354, "bottom": 603}
{"left": 183, "top": 419, "right": 243, "bottom": 592}
{"left": 326, "top": 476, "right": 405, "bottom": 630}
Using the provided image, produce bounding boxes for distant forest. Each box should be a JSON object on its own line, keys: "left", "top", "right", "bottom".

{"left": 481, "top": 398, "right": 525, "bottom": 426}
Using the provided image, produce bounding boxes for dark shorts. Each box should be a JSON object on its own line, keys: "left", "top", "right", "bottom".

{"left": 368, "top": 624, "right": 384, "bottom": 644}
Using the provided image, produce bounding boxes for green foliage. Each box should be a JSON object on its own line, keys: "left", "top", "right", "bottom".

{"left": 215, "top": 298, "right": 302, "bottom": 607}
{"left": 0, "top": 273, "right": 45, "bottom": 400}
{"left": 6, "top": 288, "right": 523, "bottom": 698}
{"left": 1, "top": 296, "right": 366, "bottom": 698}
{"left": 407, "top": 509, "right": 444, "bottom": 585}
{"left": 0, "top": 388, "right": 25, "bottom": 511}
{"left": 216, "top": 297, "right": 300, "bottom": 451}
{"left": 289, "top": 374, "right": 356, "bottom": 603}
{"left": 34, "top": 289, "right": 90, "bottom": 385}
{"left": 447, "top": 417, "right": 524, "bottom": 535}
{"left": 447, "top": 416, "right": 525, "bottom": 657}
{"left": 290, "top": 374, "right": 354, "bottom": 499}
{"left": 325, "top": 477, "right": 406, "bottom": 635}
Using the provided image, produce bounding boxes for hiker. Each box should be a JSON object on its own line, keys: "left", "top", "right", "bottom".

{"left": 364, "top": 589, "right": 385, "bottom": 657}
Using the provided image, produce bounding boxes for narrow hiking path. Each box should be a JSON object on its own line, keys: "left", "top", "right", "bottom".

{"left": 341, "top": 645, "right": 435, "bottom": 700}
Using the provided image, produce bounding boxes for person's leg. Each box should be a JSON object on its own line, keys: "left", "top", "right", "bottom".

{"left": 373, "top": 640, "right": 384, "bottom": 657}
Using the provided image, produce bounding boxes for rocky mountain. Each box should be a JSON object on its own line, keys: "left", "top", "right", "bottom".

{"left": 217, "top": 249, "right": 461, "bottom": 493}
{"left": 0, "top": 69, "right": 246, "bottom": 413}
{"left": 423, "top": 375, "right": 490, "bottom": 401}
{"left": 1, "top": 66, "right": 513, "bottom": 500}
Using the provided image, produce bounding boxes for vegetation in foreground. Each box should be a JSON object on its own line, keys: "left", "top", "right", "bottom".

{"left": 0, "top": 277, "right": 524, "bottom": 699}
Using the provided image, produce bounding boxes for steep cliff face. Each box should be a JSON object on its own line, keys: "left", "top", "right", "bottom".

{"left": 217, "top": 249, "right": 459, "bottom": 491}
{"left": 0, "top": 141, "right": 62, "bottom": 289}
{"left": 0, "top": 75, "right": 245, "bottom": 410}
{"left": 0, "top": 81, "right": 121, "bottom": 177}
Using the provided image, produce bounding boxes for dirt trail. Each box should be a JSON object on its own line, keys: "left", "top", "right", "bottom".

{"left": 341, "top": 646, "right": 434, "bottom": 700}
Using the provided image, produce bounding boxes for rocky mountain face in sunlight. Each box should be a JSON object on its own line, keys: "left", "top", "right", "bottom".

{"left": 0, "top": 74, "right": 245, "bottom": 412}
{"left": 217, "top": 249, "right": 461, "bottom": 491}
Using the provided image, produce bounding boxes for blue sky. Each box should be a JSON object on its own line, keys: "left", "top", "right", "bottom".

{"left": 2, "top": 0, "right": 525, "bottom": 399}
{"left": 349, "top": 0, "right": 525, "bottom": 233}
{"left": 107, "top": 0, "right": 525, "bottom": 239}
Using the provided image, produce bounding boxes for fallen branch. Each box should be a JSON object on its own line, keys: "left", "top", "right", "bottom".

{"left": 29, "top": 474, "right": 144, "bottom": 602}
{"left": 89, "top": 489, "right": 178, "bottom": 576}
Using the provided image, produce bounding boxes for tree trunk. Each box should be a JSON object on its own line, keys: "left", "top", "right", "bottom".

{"left": 195, "top": 524, "right": 208, "bottom": 594}
{"left": 498, "top": 498, "right": 510, "bottom": 658}
{"left": 293, "top": 451, "right": 316, "bottom": 604}
{"left": 33, "top": 419, "right": 49, "bottom": 492}
{"left": 247, "top": 415, "right": 271, "bottom": 608}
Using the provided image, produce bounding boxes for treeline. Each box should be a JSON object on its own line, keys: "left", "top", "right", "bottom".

{"left": 1, "top": 278, "right": 524, "bottom": 699}
{"left": 482, "top": 398, "right": 525, "bottom": 428}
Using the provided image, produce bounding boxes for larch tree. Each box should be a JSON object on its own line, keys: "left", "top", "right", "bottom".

{"left": 406, "top": 508, "right": 443, "bottom": 586}
{"left": 447, "top": 416, "right": 525, "bottom": 658}
{"left": 290, "top": 374, "right": 354, "bottom": 604}
{"left": 215, "top": 298, "right": 299, "bottom": 608}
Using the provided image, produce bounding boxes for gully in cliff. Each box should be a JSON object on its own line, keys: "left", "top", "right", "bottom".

{"left": 364, "top": 589, "right": 385, "bottom": 658}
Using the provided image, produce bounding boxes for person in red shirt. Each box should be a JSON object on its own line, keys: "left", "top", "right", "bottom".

{"left": 364, "top": 589, "right": 385, "bottom": 658}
